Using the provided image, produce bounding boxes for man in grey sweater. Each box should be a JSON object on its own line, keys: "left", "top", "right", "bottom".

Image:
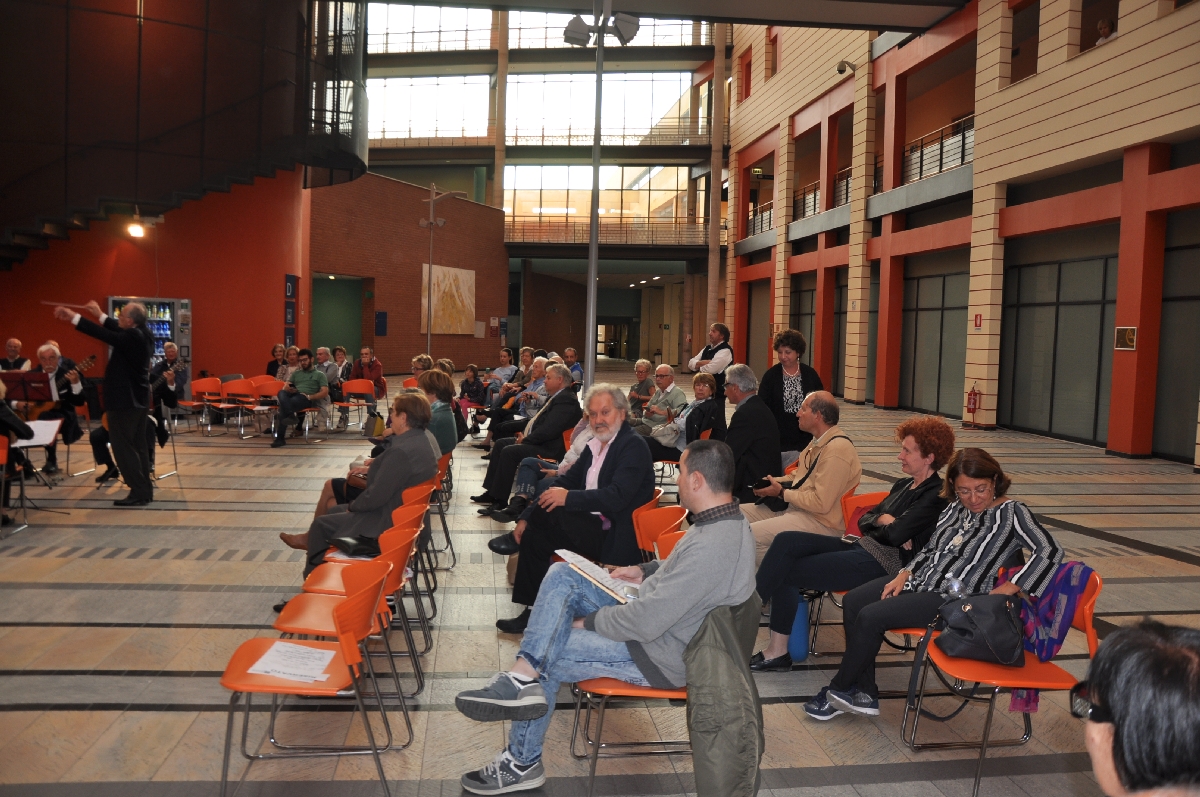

{"left": 454, "top": 439, "right": 756, "bottom": 795}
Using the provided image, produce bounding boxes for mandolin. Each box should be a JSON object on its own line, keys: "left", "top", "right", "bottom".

{"left": 18, "top": 356, "right": 97, "bottom": 421}
{"left": 101, "top": 359, "right": 188, "bottom": 431}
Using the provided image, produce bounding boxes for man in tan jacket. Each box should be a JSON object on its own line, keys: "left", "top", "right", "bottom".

{"left": 741, "top": 391, "right": 861, "bottom": 565}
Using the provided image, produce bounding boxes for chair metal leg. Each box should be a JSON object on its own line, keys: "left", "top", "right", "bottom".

{"left": 353, "top": 678, "right": 393, "bottom": 797}
{"left": 220, "top": 691, "right": 239, "bottom": 797}
{"left": 155, "top": 429, "right": 179, "bottom": 480}
{"left": 973, "top": 687, "right": 1002, "bottom": 797}
{"left": 586, "top": 694, "right": 609, "bottom": 797}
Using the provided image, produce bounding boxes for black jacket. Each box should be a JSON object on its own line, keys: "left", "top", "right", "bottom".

{"left": 857, "top": 475, "right": 948, "bottom": 566}
{"left": 758, "top": 362, "right": 823, "bottom": 452}
{"left": 30, "top": 364, "right": 87, "bottom": 444}
{"left": 684, "top": 398, "right": 727, "bottom": 444}
{"left": 725, "top": 395, "right": 782, "bottom": 504}
{"left": 76, "top": 316, "right": 153, "bottom": 411}
{"left": 522, "top": 387, "right": 583, "bottom": 459}
{"left": 0, "top": 402, "right": 34, "bottom": 442}
{"left": 558, "top": 421, "right": 655, "bottom": 566}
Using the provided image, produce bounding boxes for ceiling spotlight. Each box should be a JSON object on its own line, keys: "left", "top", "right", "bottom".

{"left": 563, "top": 15, "right": 592, "bottom": 46}
{"left": 640, "top": 280, "right": 647, "bottom": 284}
{"left": 652, "top": 276, "right": 660, "bottom": 280}
{"left": 329, "top": 275, "right": 335, "bottom": 280}
{"left": 610, "top": 12, "right": 640, "bottom": 45}
{"left": 629, "top": 283, "right": 635, "bottom": 287}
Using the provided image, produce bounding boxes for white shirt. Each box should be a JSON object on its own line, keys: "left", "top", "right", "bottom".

{"left": 1095, "top": 31, "right": 1116, "bottom": 45}
{"left": 688, "top": 346, "right": 733, "bottom": 375}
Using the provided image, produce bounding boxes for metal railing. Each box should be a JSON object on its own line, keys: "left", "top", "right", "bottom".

{"left": 746, "top": 200, "right": 773, "bottom": 237}
{"left": 506, "top": 122, "right": 709, "bottom": 147}
{"left": 369, "top": 131, "right": 493, "bottom": 146}
{"left": 367, "top": 28, "right": 493, "bottom": 53}
{"left": 793, "top": 181, "right": 820, "bottom": 220}
{"left": 902, "top": 115, "right": 974, "bottom": 184}
{"left": 509, "top": 19, "right": 716, "bottom": 49}
{"left": 832, "top": 167, "right": 852, "bottom": 207}
{"left": 505, "top": 216, "right": 708, "bottom": 245}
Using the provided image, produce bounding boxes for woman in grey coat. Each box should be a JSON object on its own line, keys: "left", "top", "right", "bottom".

{"left": 281, "top": 392, "right": 440, "bottom": 578}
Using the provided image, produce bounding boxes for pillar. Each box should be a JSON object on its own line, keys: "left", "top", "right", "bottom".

{"left": 844, "top": 38, "right": 877, "bottom": 403}
{"left": 964, "top": 183, "right": 1006, "bottom": 426}
{"left": 706, "top": 23, "right": 728, "bottom": 330}
{"left": 680, "top": 271, "right": 694, "bottom": 368}
{"left": 491, "top": 11, "right": 509, "bottom": 208}
{"left": 874, "top": 213, "right": 905, "bottom": 407}
{"left": 772, "top": 121, "right": 795, "bottom": 366}
{"left": 1106, "top": 143, "right": 1171, "bottom": 455}
{"left": 812, "top": 110, "right": 841, "bottom": 385}
{"left": 881, "top": 73, "right": 907, "bottom": 192}
{"left": 1038, "top": 0, "right": 1081, "bottom": 70}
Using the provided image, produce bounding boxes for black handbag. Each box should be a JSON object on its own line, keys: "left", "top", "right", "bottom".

{"left": 934, "top": 593, "right": 1026, "bottom": 666}
{"left": 330, "top": 535, "right": 381, "bottom": 558}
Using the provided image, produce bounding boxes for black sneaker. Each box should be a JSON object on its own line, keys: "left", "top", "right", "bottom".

{"left": 495, "top": 608, "right": 531, "bottom": 635}
{"left": 455, "top": 672, "right": 547, "bottom": 722}
{"left": 803, "top": 686, "right": 844, "bottom": 721}
{"left": 460, "top": 750, "right": 545, "bottom": 794}
{"left": 827, "top": 686, "right": 880, "bottom": 716}
{"left": 270, "top": 437, "right": 286, "bottom": 448}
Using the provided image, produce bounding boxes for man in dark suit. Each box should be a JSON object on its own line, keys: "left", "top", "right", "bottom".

{"left": 21, "top": 343, "right": 86, "bottom": 474}
{"left": 54, "top": 300, "right": 154, "bottom": 506}
{"left": 722, "top": 363, "right": 782, "bottom": 505}
{"left": 496, "top": 383, "right": 655, "bottom": 634}
{"left": 471, "top": 364, "right": 581, "bottom": 514}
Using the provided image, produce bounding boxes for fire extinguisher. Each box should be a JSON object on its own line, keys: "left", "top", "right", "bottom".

{"left": 966, "top": 382, "right": 980, "bottom": 427}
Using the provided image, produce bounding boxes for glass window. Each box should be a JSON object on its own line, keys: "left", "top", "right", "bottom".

{"left": 1058, "top": 259, "right": 1105, "bottom": 302}
{"left": 502, "top": 164, "right": 689, "bottom": 222}
{"left": 508, "top": 13, "right": 707, "bottom": 48}
{"left": 367, "top": 76, "right": 490, "bottom": 139}
{"left": 367, "top": 4, "right": 493, "bottom": 53}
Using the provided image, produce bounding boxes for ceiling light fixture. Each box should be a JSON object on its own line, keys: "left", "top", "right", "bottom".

{"left": 652, "top": 276, "right": 660, "bottom": 280}
{"left": 328, "top": 275, "right": 335, "bottom": 280}
{"left": 639, "top": 280, "right": 647, "bottom": 284}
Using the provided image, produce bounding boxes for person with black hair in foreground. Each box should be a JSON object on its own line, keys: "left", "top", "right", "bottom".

{"left": 1074, "top": 621, "right": 1200, "bottom": 797}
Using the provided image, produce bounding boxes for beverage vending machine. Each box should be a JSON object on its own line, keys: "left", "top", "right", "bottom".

{"left": 108, "top": 296, "right": 193, "bottom": 399}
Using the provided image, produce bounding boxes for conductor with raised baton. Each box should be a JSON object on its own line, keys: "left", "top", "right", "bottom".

{"left": 53, "top": 300, "right": 155, "bottom": 506}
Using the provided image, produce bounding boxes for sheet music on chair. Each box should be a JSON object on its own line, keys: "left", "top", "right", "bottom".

{"left": 555, "top": 549, "right": 640, "bottom": 603}
{"left": 14, "top": 419, "right": 63, "bottom": 449}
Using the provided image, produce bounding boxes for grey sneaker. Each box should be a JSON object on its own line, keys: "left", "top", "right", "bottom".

{"left": 803, "top": 686, "right": 844, "bottom": 721}
{"left": 827, "top": 686, "right": 880, "bottom": 716}
{"left": 461, "top": 750, "right": 546, "bottom": 794}
{"left": 455, "top": 672, "right": 548, "bottom": 722}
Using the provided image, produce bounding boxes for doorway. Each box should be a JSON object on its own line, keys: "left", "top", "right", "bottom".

{"left": 312, "top": 275, "right": 363, "bottom": 357}
{"left": 747, "top": 279, "right": 772, "bottom": 378}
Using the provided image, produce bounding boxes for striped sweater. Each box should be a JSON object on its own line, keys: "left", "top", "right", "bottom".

{"left": 904, "top": 500, "right": 1063, "bottom": 598}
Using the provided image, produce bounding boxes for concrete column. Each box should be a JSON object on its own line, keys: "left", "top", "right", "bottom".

{"left": 844, "top": 39, "right": 877, "bottom": 403}
{"left": 706, "top": 23, "right": 728, "bottom": 330}
{"left": 874, "top": 213, "right": 905, "bottom": 408}
{"left": 680, "top": 271, "right": 694, "bottom": 368}
{"left": 1106, "top": 143, "right": 1171, "bottom": 455}
{"left": 881, "top": 73, "right": 907, "bottom": 192}
{"left": 725, "top": 148, "right": 739, "bottom": 331}
{"left": 964, "top": 183, "right": 1006, "bottom": 426}
{"left": 491, "top": 11, "right": 509, "bottom": 209}
{"left": 812, "top": 110, "right": 841, "bottom": 385}
{"left": 772, "top": 121, "right": 795, "bottom": 366}
{"left": 1039, "top": 0, "right": 1081, "bottom": 70}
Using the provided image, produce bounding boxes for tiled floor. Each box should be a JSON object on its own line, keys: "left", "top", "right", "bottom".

{"left": 1, "top": 360, "right": 1198, "bottom": 797}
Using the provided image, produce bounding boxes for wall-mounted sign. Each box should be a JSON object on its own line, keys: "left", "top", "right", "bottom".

{"left": 375, "top": 311, "right": 388, "bottom": 337}
{"left": 285, "top": 301, "right": 296, "bottom": 326}
{"left": 1115, "top": 327, "right": 1137, "bottom": 350}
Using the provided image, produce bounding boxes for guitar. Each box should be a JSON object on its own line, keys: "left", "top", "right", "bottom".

{"left": 18, "top": 356, "right": 97, "bottom": 421}
{"left": 102, "top": 359, "right": 188, "bottom": 431}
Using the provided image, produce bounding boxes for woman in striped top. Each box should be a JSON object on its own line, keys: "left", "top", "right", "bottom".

{"left": 805, "top": 447, "right": 1064, "bottom": 721}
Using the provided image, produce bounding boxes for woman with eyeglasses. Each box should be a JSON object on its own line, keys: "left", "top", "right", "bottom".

{"left": 1074, "top": 621, "right": 1200, "bottom": 796}
{"left": 804, "top": 447, "right": 1063, "bottom": 721}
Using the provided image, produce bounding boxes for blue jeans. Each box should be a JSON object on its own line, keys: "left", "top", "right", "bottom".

{"left": 508, "top": 563, "right": 648, "bottom": 765}
{"left": 514, "top": 456, "right": 552, "bottom": 499}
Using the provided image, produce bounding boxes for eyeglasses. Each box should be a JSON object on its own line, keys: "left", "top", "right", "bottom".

{"left": 955, "top": 485, "right": 993, "bottom": 499}
{"left": 1069, "top": 681, "right": 1112, "bottom": 723}
{"left": 654, "top": 374, "right": 670, "bottom": 379}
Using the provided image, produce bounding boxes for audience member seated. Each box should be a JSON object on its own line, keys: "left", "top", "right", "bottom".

{"left": 644, "top": 372, "right": 727, "bottom": 462}
{"left": 92, "top": 368, "right": 180, "bottom": 482}
{"left": 750, "top": 416, "right": 954, "bottom": 671}
{"left": 562, "top": 347, "right": 583, "bottom": 386}
{"left": 479, "top": 357, "right": 548, "bottom": 449}
{"left": 627, "top": 359, "right": 654, "bottom": 419}
{"left": 418, "top": 369, "right": 459, "bottom": 456}
{"left": 454, "top": 440, "right": 755, "bottom": 795}
{"left": 435, "top": 358, "right": 455, "bottom": 376}
{"left": 1077, "top": 621, "right": 1200, "bottom": 797}
{"left": 471, "top": 364, "right": 582, "bottom": 518}
{"left": 311, "top": 347, "right": 340, "bottom": 429}
{"left": 0, "top": 379, "right": 35, "bottom": 526}
{"left": 759, "top": 329, "right": 823, "bottom": 470}
{"left": 494, "top": 383, "right": 654, "bottom": 634}
{"left": 275, "top": 345, "right": 300, "bottom": 384}
{"left": 270, "top": 348, "right": 328, "bottom": 448}
{"left": 804, "top": 448, "right": 1063, "bottom": 720}
{"left": 277, "top": 392, "right": 440, "bottom": 587}
{"left": 332, "top": 345, "right": 353, "bottom": 428}
{"left": 460, "top": 364, "right": 487, "bottom": 407}
{"left": 410, "top": 353, "right": 433, "bottom": 379}
{"left": 265, "top": 343, "right": 286, "bottom": 379}
{"left": 1, "top": 338, "right": 30, "bottom": 371}
{"left": 482, "top": 348, "right": 518, "bottom": 410}
{"left": 722, "top": 363, "right": 782, "bottom": 506}
{"left": 20, "top": 343, "right": 86, "bottom": 475}
{"left": 486, "top": 416, "right": 591, "bottom": 529}
{"left": 350, "top": 346, "right": 386, "bottom": 406}
{"left": 629, "top": 364, "right": 688, "bottom": 436}
{"left": 744, "top": 391, "right": 861, "bottom": 564}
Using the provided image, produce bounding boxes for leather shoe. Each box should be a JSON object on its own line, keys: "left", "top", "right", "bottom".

{"left": 95, "top": 467, "right": 120, "bottom": 483}
{"left": 487, "top": 532, "right": 520, "bottom": 556}
{"left": 42, "top": 463, "right": 60, "bottom": 475}
{"left": 496, "top": 608, "right": 531, "bottom": 634}
{"left": 273, "top": 599, "right": 289, "bottom": 613}
{"left": 478, "top": 502, "right": 504, "bottom": 515}
{"left": 113, "top": 496, "right": 151, "bottom": 507}
{"left": 749, "top": 650, "right": 793, "bottom": 672}
{"left": 470, "top": 492, "right": 496, "bottom": 505}
{"left": 270, "top": 437, "right": 286, "bottom": 448}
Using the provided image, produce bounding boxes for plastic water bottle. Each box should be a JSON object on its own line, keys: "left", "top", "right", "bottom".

{"left": 948, "top": 578, "right": 965, "bottom": 599}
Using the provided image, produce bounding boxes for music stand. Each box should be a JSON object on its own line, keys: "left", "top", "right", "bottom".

{"left": 0, "top": 371, "right": 53, "bottom": 404}
{"left": 5, "top": 418, "right": 66, "bottom": 537}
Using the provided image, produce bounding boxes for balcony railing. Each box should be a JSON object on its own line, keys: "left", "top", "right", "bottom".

{"left": 832, "top": 167, "right": 852, "bottom": 207}
{"left": 746, "top": 200, "right": 773, "bottom": 237}
{"left": 902, "top": 115, "right": 974, "bottom": 185}
{"left": 793, "top": 181, "right": 820, "bottom": 220}
{"left": 505, "top": 216, "right": 709, "bottom": 245}
{"left": 506, "top": 122, "right": 709, "bottom": 147}
{"left": 367, "top": 28, "right": 493, "bottom": 53}
{"left": 509, "top": 20, "right": 716, "bottom": 49}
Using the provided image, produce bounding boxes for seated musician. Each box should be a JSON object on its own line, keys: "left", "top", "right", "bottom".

{"left": 14, "top": 344, "right": 86, "bottom": 475}
{"left": 92, "top": 365, "right": 179, "bottom": 482}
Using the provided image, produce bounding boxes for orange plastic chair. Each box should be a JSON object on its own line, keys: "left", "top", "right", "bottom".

{"left": 217, "top": 378, "right": 259, "bottom": 438}
{"left": 903, "top": 571, "right": 1103, "bottom": 797}
{"left": 841, "top": 490, "right": 889, "bottom": 540}
{"left": 249, "top": 374, "right": 278, "bottom": 387}
{"left": 180, "top": 376, "right": 223, "bottom": 434}
{"left": 427, "top": 452, "right": 456, "bottom": 568}
{"left": 634, "top": 505, "right": 687, "bottom": 562}
{"left": 655, "top": 529, "right": 685, "bottom": 559}
{"left": 630, "top": 488, "right": 664, "bottom": 530}
{"left": 337, "top": 378, "right": 376, "bottom": 428}
{"left": 402, "top": 377, "right": 418, "bottom": 389}
{"left": 307, "top": 503, "right": 430, "bottom": 593}
{"left": 219, "top": 568, "right": 402, "bottom": 797}
{"left": 699, "top": 428, "right": 712, "bottom": 440}
{"left": 562, "top": 428, "right": 573, "bottom": 452}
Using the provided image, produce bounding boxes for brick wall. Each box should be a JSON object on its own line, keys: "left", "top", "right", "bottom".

{"left": 518, "top": 268, "right": 588, "bottom": 356}
{"left": 309, "top": 173, "right": 509, "bottom": 374}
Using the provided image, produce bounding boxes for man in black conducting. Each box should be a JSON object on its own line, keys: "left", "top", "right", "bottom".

{"left": 54, "top": 300, "right": 154, "bottom": 506}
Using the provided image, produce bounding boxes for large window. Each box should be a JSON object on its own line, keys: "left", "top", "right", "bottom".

{"left": 1153, "top": 245, "right": 1200, "bottom": 460}
{"left": 506, "top": 73, "right": 701, "bottom": 146}
{"left": 367, "top": 4, "right": 493, "bottom": 52}
{"left": 367, "top": 76, "right": 490, "bottom": 139}
{"left": 503, "top": 164, "right": 690, "bottom": 221}
{"left": 508, "top": 12, "right": 710, "bottom": 48}
{"left": 998, "top": 257, "right": 1118, "bottom": 443}
{"left": 900, "top": 272, "right": 969, "bottom": 417}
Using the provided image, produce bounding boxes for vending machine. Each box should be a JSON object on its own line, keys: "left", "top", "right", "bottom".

{"left": 108, "top": 296, "right": 193, "bottom": 399}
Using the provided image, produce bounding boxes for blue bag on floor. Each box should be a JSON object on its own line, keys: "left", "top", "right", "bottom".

{"left": 788, "top": 594, "right": 810, "bottom": 662}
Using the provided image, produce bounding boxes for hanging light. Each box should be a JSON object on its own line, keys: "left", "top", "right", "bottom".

{"left": 128, "top": 207, "right": 145, "bottom": 238}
